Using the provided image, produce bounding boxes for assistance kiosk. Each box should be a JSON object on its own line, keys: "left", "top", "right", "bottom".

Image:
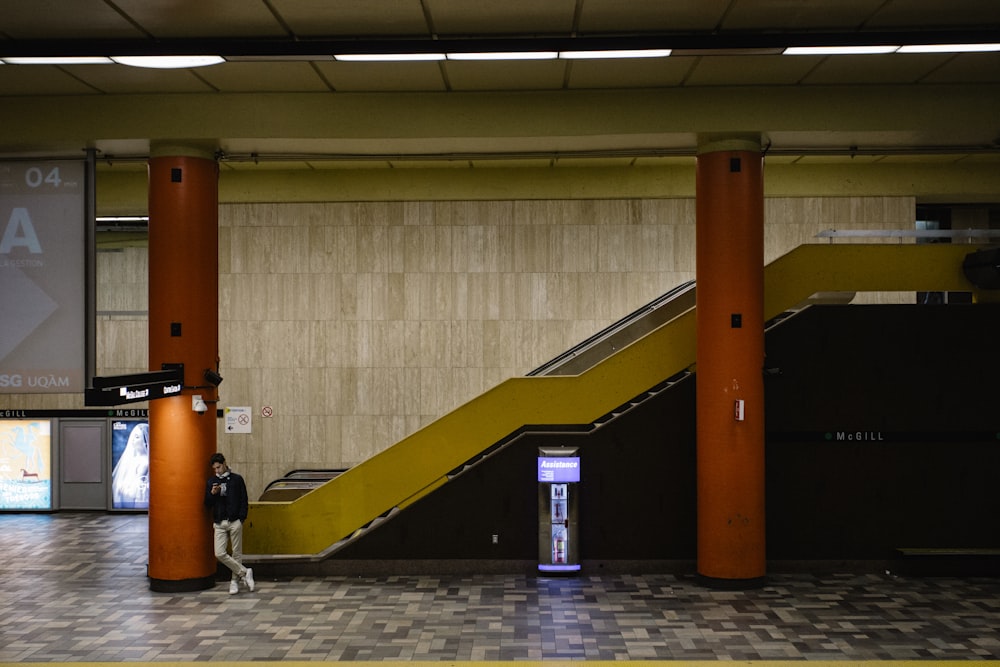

{"left": 537, "top": 446, "right": 580, "bottom": 573}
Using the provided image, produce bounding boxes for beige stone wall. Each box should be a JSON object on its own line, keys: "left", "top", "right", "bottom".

{"left": 0, "top": 195, "right": 915, "bottom": 496}
{"left": 216, "top": 198, "right": 699, "bottom": 494}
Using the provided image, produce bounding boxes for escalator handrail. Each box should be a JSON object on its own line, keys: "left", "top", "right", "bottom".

{"left": 527, "top": 280, "right": 695, "bottom": 376}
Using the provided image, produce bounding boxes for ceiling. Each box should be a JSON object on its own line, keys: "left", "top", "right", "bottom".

{"left": 1, "top": 0, "right": 999, "bottom": 170}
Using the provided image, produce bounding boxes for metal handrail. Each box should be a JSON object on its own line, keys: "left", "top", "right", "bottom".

{"left": 528, "top": 280, "right": 696, "bottom": 377}
{"left": 817, "top": 229, "right": 1000, "bottom": 243}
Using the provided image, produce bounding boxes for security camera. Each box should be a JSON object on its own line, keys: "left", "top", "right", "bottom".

{"left": 203, "top": 368, "right": 224, "bottom": 386}
{"left": 192, "top": 395, "right": 208, "bottom": 414}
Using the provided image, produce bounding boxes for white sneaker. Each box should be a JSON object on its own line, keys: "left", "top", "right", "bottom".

{"left": 228, "top": 580, "right": 239, "bottom": 595}
{"left": 243, "top": 568, "right": 255, "bottom": 592}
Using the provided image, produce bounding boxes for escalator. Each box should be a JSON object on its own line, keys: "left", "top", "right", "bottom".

{"left": 259, "top": 469, "right": 346, "bottom": 501}
{"left": 244, "top": 243, "right": 993, "bottom": 560}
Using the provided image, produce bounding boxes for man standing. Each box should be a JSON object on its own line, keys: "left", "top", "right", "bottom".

{"left": 204, "top": 452, "right": 255, "bottom": 594}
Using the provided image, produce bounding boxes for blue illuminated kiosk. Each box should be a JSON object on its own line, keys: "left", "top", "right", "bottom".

{"left": 538, "top": 446, "right": 580, "bottom": 574}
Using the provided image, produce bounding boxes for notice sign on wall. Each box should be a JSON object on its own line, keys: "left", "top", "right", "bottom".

{"left": 224, "top": 406, "right": 252, "bottom": 434}
{"left": 0, "top": 161, "right": 86, "bottom": 393}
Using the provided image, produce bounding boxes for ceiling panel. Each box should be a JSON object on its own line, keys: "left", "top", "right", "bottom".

{"left": 443, "top": 60, "right": 568, "bottom": 91}
{"left": 197, "top": 62, "right": 332, "bottom": 93}
{"left": 0, "top": 0, "right": 144, "bottom": 39}
{"left": 0, "top": 65, "right": 101, "bottom": 95}
{"left": 68, "top": 65, "right": 216, "bottom": 94}
{"left": 864, "top": 0, "right": 1000, "bottom": 28}
{"left": 799, "top": 54, "right": 958, "bottom": 86}
{"left": 920, "top": 53, "right": 1000, "bottom": 84}
{"left": 315, "top": 61, "right": 447, "bottom": 93}
{"left": 721, "top": 0, "right": 886, "bottom": 31}
{"left": 684, "top": 55, "right": 820, "bottom": 86}
{"left": 426, "top": 0, "right": 577, "bottom": 35}
{"left": 577, "top": 0, "right": 730, "bottom": 33}
{"left": 109, "top": 0, "right": 288, "bottom": 38}
{"left": 269, "top": 0, "right": 432, "bottom": 36}
{"left": 565, "top": 57, "right": 692, "bottom": 90}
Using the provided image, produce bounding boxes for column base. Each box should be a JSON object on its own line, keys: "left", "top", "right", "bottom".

{"left": 696, "top": 573, "right": 768, "bottom": 590}
{"left": 149, "top": 574, "right": 216, "bottom": 593}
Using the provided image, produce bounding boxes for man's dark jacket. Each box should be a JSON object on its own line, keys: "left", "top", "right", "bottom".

{"left": 203, "top": 471, "right": 249, "bottom": 523}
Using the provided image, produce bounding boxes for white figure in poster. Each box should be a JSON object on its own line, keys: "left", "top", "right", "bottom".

{"left": 112, "top": 423, "right": 150, "bottom": 509}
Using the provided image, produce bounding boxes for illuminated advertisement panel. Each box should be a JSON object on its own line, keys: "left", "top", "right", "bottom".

{"left": 0, "top": 419, "right": 52, "bottom": 510}
{"left": 0, "top": 160, "right": 86, "bottom": 393}
{"left": 110, "top": 419, "right": 149, "bottom": 510}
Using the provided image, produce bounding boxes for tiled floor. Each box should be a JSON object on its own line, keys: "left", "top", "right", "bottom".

{"left": 1, "top": 512, "right": 999, "bottom": 664}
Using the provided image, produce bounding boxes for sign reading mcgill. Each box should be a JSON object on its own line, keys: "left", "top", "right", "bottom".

{"left": 830, "top": 431, "right": 885, "bottom": 441}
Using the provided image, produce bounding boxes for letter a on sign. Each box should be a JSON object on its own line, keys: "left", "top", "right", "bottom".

{"left": 1, "top": 208, "right": 43, "bottom": 253}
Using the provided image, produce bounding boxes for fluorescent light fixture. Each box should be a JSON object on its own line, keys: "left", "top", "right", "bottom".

{"left": 335, "top": 53, "right": 446, "bottom": 62}
{"left": 783, "top": 45, "right": 899, "bottom": 55}
{"left": 447, "top": 51, "right": 558, "bottom": 61}
{"left": 559, "top": 48, "right": 672, "bottom": 59}
{"left": 897, "top": 43, "right": 1000, "bottom": 53}
{"left": 97, "top": 216, "right": 149, "bottom": 223}
{"left": 112, "top": 55, "right": 224, "bottom": 69}
{"left": 2, "top": 56, "right": 112, "bottom": 65}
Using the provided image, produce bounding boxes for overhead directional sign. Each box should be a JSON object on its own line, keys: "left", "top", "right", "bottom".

{"left": 85, "top": 366, "right": 185, "bottom": 407}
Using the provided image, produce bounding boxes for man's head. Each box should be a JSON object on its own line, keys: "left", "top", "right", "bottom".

{"left": 210, "top": 452, "right": 228, "bottom": 476}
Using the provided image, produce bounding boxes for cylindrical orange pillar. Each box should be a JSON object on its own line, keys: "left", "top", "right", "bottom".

{"left": 146, "top": 146, "right": 220, "bottom": 592}
{"left": 695, "top": 136, "right": 766, "bottom": 584}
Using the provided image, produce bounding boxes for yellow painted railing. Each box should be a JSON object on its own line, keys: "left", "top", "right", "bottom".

{"left": 244, "top": 243, "right": 992, "bottom": 556}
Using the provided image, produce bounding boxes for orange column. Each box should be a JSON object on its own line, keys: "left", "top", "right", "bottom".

{"left": 695, "top": 136, "right": 766, "bottom": 584}
{"left": 146, "top": 146, "right": 220, "bottom": 592}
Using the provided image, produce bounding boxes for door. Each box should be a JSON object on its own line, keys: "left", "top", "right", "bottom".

{"left": 59, "top": 420, "right": 107, "bottom": 509}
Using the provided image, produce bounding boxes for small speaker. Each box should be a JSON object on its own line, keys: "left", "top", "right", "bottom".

{"left": 203, "top": 368, "right": 224, "bottom": 386}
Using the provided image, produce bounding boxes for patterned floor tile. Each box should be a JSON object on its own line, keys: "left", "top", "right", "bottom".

{"left": 1, "top": 512, "right": 999, "bottom": 662}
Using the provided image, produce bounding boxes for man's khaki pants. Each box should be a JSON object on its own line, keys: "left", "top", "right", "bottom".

{"left": 213, "top": 519, "right": 247, "bottom": 581}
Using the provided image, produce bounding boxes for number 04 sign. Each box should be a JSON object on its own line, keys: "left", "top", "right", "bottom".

{"left": 0, "top": 161, "right": 86, "bottom": 393}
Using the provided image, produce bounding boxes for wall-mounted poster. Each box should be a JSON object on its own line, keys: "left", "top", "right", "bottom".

{"left": 111, "top": 419, "right": 149, "bottom": 510}
{"left": 0, "top": 419, "right": 52, "bottom": 510}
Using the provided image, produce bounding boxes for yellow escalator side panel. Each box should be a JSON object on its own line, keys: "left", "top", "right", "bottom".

{"left": 244, "top": 312, "right": 697, "bottom": 555}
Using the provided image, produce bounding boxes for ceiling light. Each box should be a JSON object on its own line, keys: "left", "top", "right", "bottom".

{"left": 334, "top": 53, "right": 446, "bottom": 62}
{"left": 112, "top": 55, "right": 224, "bottom": 69}
{"left": 447, "top": 51, "right": 558, "bottom": 61}
{"left": 559, "top": 49, "right": 672, "bottom": 59}
{"left": 897, "top": 43, "right": 1000, "bottom": 53}
{"left": 96, "top": 216, "right": 149, "bottom": 223}
{"left": 783, "top": 45, "right": 899, "bottom": 55}
{"left": 2, "top": 56, "right": 113, "bottom": 65}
